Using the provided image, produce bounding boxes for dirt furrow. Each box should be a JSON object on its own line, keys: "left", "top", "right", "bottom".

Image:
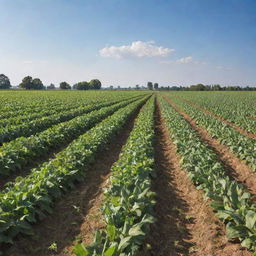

{"left": 140, "top": 102, "right": 250, "bottom": 256}
{"left": 163, "top": 96, "right": 256, "bottom": 202}
{"left": 6, "top": 105, "right": 142, "bottom": 256}
{"left": 178, "top": 97, "right": 256, "bottom": 139}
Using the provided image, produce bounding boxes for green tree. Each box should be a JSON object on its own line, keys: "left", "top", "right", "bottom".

{"left": 89, "top": 79, "right": 101, "bottom": 90}
{"left": 0, "top": 74, "right": 11, "bottom": 89}
{"left": 75, "top": 81, "right": 89, "bottom": 90}
{"left": 190, "top": 83, "right": 206, "bottom": 91}
{"left": 60, "top": 81, "right": 71, "bottom": 90}
{"left": 47, "top": 83, "right": 55, "bottom": 90}
{"left": 147, "top": 81, "right": 153, "bottom": 90}
{"left": 153, "top": 83, "right": 159, "bottom": 90}
{"left": 32, "top": 78, "right": 44, "bottom": 90}
{"left": 19, "top": 76, "right": 33, "bottom": 89}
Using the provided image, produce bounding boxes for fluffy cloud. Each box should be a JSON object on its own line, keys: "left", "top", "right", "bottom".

{"left": 176, "top": 56, "right": 193, "bottom": 63}
{"left": 99, "top": 41, "right": 174, "bottom": 59}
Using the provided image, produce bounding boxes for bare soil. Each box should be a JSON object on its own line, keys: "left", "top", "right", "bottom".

{"left": 6, "top": 106, "right": 142, "bottom": 256}
{"left": 140, "top": 102, "right": 251, "bottom": 256}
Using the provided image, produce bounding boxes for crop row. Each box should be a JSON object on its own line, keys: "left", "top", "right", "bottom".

{"left": 0, "top": 97, "right": 147, "bottom": 245}
{"left": 172, "top": 92, "right": 256, "bottom": 134}
{"left": 0, "top": 91, "right": 147, "bottom": 120}
{"left": 159, "top": 96, "right": 256, "bottom": 252}
{"left": 0, "top": 96, "right": 142, "bottom": 145}
{"left": 75, "top": 97, "right": 155, "bottom": 256}
{"left": 166, "top": 95, "right": 256, "bottom": 171}
{"left": 0, "top": 96, "right": 145, "bottom": 177}
{"left": 0, "top": 94, "right": 141, "bottom": 128}
{"left": 0, "top": 102, "right": 84, "bottom": 128}
{"left": 0, "top": 91, "right": 112, "bottom": 118}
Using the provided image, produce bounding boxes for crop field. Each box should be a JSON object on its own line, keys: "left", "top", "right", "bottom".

{"left": 0, "top": 90, "right": 255, "bottom": 256}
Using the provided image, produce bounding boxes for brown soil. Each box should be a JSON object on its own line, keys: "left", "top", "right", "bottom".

{"left": 179, "top": 97, "right": 256, "bottom": 139}
{"left": 140, "top": 102, "right": 251, "bottom": 256}
{"left": 6, "top": 106, "right": 142, "bottom": 256}
{"left": 163, "top": 96, "right": 256, "bottom": 202}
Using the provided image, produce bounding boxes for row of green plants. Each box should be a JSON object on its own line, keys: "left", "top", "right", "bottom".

{"left": 0, "top": 91, "right": 146, "bottom": 120}
{"left": 0, "top": 101, "right": 85, "bottom": 128}
{"left": 74, "top": 97, "right": 155, "bottom": 256}
{"left": 159, "top": 96, "right": 256, "bottom": 252}
{"left": 0, "top": 96, "right": 141, "bottom": 145}
{"left": 166, "top": 95, "right": 256, "bottom": 171}
{"left": 0, "top": 97, "right": 148, "bottom": 245}
{"left": 170, "top": 92, "right": 256, "bottom": 134}
{"left": 0, "top": 94, "right": 141, "bottom": 128}
{"left": 0, "top": 97, "right": 144, "bottom": 177}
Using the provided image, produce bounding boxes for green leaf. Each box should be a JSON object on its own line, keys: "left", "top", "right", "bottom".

{"left": 128, "top": 224, "right": 145, "bottom": 237}
{"left": 226, "top": 223, "right": 248, "bottom": 239}
{"left": 245, "top": 210, "right": 256, "bottom": 230}
{"left": 104, "top": 246, "right": 117, "bottom": 256}
{"left": 107, "top": 225, "right": 116, "bottom": 241}
{"left": 73, "top": 244, "right": 88, "bottom": 256}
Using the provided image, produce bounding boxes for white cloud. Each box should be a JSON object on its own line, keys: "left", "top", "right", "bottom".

{"left": 176, "top": 56, "right": 193, "bottom": 63}
{"left": 99, "top": 41, "right": 174, "bottom": 59}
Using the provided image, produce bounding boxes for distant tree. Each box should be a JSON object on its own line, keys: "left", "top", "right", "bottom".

{"left": 0, "top": 74, "right": 11, "bottom": 89}
{"left": 89, "top": 79, "right": 101, "bottom": 90}
{"left": 47, "top": 83, "right": 56, "bottom": 90}
{"left": 60, "top": 81, "right": 71, "bottom": 90}
{"left": 190, "top": 83, "right": 206, "bottom": 91}
{"left": 32, "top": 78, "right": 44, "bottom": 90}
{"left": 147, "top": 82, "right": 153, "bottom": 90}
{"left": 75, "top": 81, "right": 89, "bottom": 90}
{"left": 212, "top": 84, "right": 221, "bottom": 91}
{"left": 135, "top": 84, "right": 140, "bottom": 90}
{"left": 19, "top": 76, "right": 34, "bottom": 89}
{"left": 154, "top": 83, "right": 159, "bottom": 90}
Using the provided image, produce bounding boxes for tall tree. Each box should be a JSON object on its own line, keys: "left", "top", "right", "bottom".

{"left": 32, "top": 78, "right": 44, "bottom": 90}
{"left": 60, "top": 81, "right": 71, "bottom": 90}
{"left": 75, "top": 81, "right": 89, "bottom": 90}
{"left": 147, "top": 81, "right": 153, "bottom": 90}
{"left": 153, "top": 83, "right": 159, "bottom": 90}
{"left": 89, "top": 79, "right": 101, "bottom": 90}
{"left": 19, "top": 76, "right": 33, "bottom": 89}
{"left": 47, "top": 83, "right": 55, "bottom": 90}
{"left": 0, "top": 74, "right": 11, "bottom": 89}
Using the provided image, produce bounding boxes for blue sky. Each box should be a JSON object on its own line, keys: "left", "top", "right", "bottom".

{"left": 0, "top": 0, "right": 255, "bottom": 87}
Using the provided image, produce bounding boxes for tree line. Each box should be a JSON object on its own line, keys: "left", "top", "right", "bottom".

{"left": 146, "top": 82, "right": 256, "bottom": 91}
{"left": 1, "top": 74, "right": 255, "bottom": 91}
{"left": 0, "top": 74, "right": 101, "bottom": 90}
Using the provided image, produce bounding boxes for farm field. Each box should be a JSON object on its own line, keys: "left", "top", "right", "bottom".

{"left": 0, "top": 90, "right": 255, "bottom": 256}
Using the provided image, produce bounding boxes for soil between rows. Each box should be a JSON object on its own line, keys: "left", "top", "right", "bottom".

{"left": 140, "top": 102, "right": 250, "bottom": 256}
{"left": 6, "top": 104, "right": 143, "bottom": 256}
{"left": 164, "top": 95, "right": 256, "bottom": 201}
